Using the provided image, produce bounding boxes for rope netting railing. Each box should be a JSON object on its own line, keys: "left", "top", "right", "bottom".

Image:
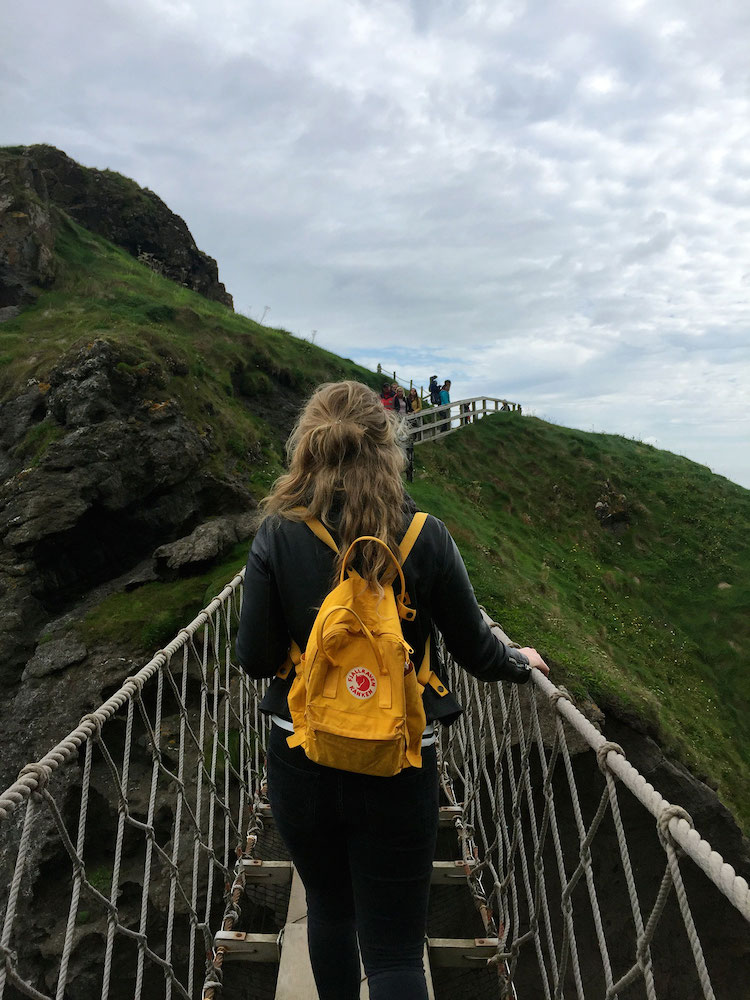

{"left": 1, "top": 572, "right": 748, "bottom": 999}
{"left": 0, "top": 571, "right": 276, "bottom": 1000}
{"left": 439, "top": 614, "right": 750, "bottom": 999}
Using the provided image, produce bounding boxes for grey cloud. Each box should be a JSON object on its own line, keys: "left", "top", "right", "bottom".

{"left": 407, "top": 0, "right": 466, "bottom": 34}
{"left": 1, "top": 0, "right": 749, "bottom": 485}
{"left": 622, "top": 228, "right": 675, "bottom": 264}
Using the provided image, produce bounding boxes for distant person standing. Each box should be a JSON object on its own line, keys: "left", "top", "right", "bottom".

{"left": 392, "top": 386, "right": 407, "bottom": 415}
{"left": 428, "top": 376, "right": 441, "bottom": 406}
{"left": 380, "top": 383, "right": 395, "bottom": 410}
{"left": 437, "top": 380, "right": 451, "bottom": 433}
{"left": 407, "top": 388, "right": 422, "bottom": 414}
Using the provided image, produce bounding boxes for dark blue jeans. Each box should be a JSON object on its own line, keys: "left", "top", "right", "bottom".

{"left": 267, "top": 724, "right": 439, "bottom": 1000}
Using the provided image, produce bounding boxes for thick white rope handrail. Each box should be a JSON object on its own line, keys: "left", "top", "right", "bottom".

{"left": 544, "top": 673, "right": 750, "bottom": 920}
{"left": 0, "top": 571, "right": 245, "bottom": 824}
{"left": 481, "top": 611, "right": 750, "bottom": 922}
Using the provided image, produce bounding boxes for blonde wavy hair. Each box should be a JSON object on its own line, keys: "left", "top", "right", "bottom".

{"left": 259, "top": 381, "right": 408, "bottom": 585}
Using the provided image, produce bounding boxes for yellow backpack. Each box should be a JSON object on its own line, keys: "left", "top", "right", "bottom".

{"left": 280, "top": 511, "right": 438, "bottom": 776}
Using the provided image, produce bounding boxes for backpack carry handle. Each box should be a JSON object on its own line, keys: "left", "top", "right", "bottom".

{"left": 315, "top": 604, "right": 387, "bottom": 677}
{"left": 339, "top": 535, "right": 407, "bottom": 598}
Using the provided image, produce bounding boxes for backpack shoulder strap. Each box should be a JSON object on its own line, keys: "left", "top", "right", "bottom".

{"left": 293, "top": 506, "right": 339, "bottom": 553}
{"left": 305, "top": 517, "right": 339, "bottom": 553}
{"left": 300, "top": 508, "right": 426, "bottom": 562}
{"left": 399, "top": 512, "right": 428, "bottom": 565}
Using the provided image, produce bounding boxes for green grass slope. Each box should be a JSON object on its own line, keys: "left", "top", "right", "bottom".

{"left": 0, "top": 212, "right": 381, "bottom": 491}
{"left": 409, "top": 416, "right": 750, "bottom": 830}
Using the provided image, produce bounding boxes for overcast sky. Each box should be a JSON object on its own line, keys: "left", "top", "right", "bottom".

{"left": 3, "top": 0, "right": 749, "bottom": 486}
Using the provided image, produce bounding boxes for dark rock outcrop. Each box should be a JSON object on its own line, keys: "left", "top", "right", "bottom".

{"left": 0, "top": 338, "right": 253, "bottom": 682}
{"left": 21, "top": 636, "right": 88, "bottom": 680}
{"left": 594, "top": 478, "right": 632, "bottom": 532}
{"left": 153, "top": 511, "right": 255, "bottom": 577}
{"left": 0, "top": 152, "right": 57, "bottom": 309}
{"left": 0, "top": 144, "right": 233, "bottom": 310}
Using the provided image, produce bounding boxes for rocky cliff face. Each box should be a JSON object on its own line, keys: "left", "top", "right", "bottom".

{"left": 0, "top": 152, "right": 57, "bottom": 316}
{"left": 0, "top": 145, "right": 233, "bottom": 313}
{"left": 0, "top": 338, "right": 254, "bottom": 696}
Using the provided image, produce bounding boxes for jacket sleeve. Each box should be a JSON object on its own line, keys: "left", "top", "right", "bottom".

{"left": 430, "top": 520, "right": 530, "bottom": 684}
{"left": 235, "top": 521, "right": 291, "bottom": 678}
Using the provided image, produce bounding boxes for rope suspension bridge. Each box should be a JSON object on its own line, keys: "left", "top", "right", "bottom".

{"left": 1, "top": 403, "right": 748, "bottom": 1000}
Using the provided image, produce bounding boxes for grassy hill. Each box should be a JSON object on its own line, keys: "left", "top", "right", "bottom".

{"left": 2, "top": 199, "right": 749, "bottom": 832}
{"left": 409, "top": 417, "right": 750, "bottom": 829}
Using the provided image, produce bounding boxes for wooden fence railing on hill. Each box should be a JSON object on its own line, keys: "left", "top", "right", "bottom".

{"left": 376, "top": 364, "right": 419, "bottom": 392}
{"left": 407, "top": 396, "right": 521, "bottom": 445}
{"left": 376, "top": 366, "right": 522, "bottom": 410}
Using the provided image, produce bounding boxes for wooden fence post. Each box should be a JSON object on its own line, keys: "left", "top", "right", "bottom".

{"left": 406, "top": 439, "right": 414, "bottom": 482}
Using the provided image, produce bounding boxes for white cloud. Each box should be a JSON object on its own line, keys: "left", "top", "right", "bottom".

{"left": 580, "top": 71, "right": 620, "bottom": 96}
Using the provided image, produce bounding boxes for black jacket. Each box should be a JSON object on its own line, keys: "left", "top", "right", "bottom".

{"left": 236, "top": 508, "right": 530, "bottom": 724}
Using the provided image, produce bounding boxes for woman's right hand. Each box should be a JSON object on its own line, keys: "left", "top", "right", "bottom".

{"left": 518, "top": 646, "right": 550, "bottom": 677}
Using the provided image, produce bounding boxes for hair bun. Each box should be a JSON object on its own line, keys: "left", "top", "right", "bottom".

{"left": 309, "top": 418, "right": 366, "bottom": 461}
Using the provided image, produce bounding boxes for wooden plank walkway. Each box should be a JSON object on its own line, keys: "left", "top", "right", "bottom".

{"left": 275, "top": 870, "right": 435, "bottom": 1000}
{"left": 214, "top": 806, "right": 502, "bottom": 997}
{"left": 215, "top": 804, "right": 498, "bottom": 996}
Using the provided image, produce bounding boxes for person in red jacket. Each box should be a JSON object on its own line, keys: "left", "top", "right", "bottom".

{"left": 380, "top": 381, "right": 395, "bottom": 409}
